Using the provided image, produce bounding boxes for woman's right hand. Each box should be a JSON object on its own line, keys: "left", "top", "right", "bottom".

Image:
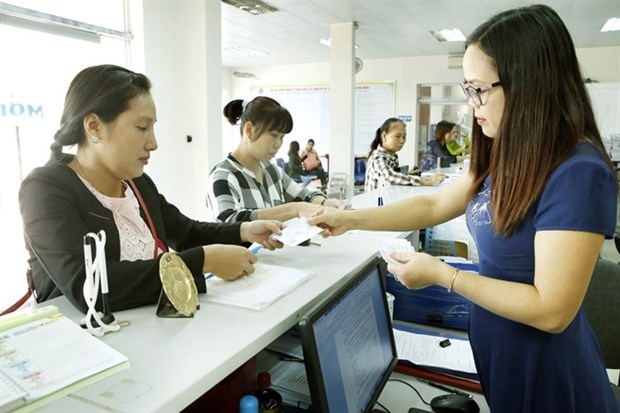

{"left": 202, "top": 245, "right": 258, "bottom": 280}
{"left": 306, "top": 208, "right": 350, "bottom": 236}
{"left": 295, "top": 201, "right": 323, "bottom": 218}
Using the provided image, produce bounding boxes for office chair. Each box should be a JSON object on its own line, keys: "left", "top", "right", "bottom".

{"left": 582, "top": 257, "right": 620, "bottom": 402}
{"left": 354, "top": 158, "right": 366, "bottom": 185}
{"left": 275, "top": 158, "right": 286, "bottom": 172}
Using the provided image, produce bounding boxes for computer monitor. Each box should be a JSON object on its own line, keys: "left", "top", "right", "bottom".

{"left": 298, "top": 257, "right": 398, "bottom": 413}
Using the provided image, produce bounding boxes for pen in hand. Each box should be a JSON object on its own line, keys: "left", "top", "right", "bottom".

{"left": 417, "top": 378, "right": 473, "bottom": 398}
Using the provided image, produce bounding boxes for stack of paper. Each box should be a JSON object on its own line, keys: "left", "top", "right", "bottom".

{"left": 201, "top": 263, "right": 312, "bottom": 310}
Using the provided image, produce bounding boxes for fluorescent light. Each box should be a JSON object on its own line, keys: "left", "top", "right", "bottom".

{"left": 601, "top": 17, "right": 620, "bottom": 32}
{"left": 319, "top": 38, "right": 359, "bottom": 48}
{"left": 430, "top": 28, "right": 466, "bottom": 42}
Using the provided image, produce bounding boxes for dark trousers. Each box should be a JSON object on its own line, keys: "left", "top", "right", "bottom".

{"left": 304, "top": 165, "right": 327, "bottom": 186}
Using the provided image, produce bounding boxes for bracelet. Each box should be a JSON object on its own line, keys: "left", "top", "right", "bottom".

{"left": 447, "top": 268, "right": 460, "bottom": 293}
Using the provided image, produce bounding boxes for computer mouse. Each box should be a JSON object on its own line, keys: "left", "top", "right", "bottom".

{"left": 430, "top": 394, "right": 480, "bottom": 413}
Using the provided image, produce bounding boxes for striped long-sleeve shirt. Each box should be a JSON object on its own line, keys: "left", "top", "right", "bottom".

{"left": 365, "top": 146, "right": 420, "bottom": 191}
{"left": 206, "top": 154, "right": 324, "bottom": 222}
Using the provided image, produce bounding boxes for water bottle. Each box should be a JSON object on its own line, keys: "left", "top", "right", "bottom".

{"left": 253, "top": 372, "right": 283, "bottom": 413}
{"left": 239, "top": 394, "right": 259, "bottom": 413}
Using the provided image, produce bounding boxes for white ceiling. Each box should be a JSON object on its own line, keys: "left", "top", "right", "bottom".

{"left": 221, "top": 0, "right": 620, "bottom": 68}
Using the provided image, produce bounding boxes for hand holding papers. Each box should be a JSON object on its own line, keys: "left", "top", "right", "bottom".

{"left": 271, "top": 217, "right": 323, "bottom": 247}
{"left": 378, "top": 237, "right": 415, "bottom": 265}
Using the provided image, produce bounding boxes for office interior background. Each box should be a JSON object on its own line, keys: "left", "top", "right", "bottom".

{"left": 1, "top": 0, "right": 619, "bottom": 310}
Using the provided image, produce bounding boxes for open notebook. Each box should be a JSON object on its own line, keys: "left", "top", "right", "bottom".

{"left": 0, "top": 305, "right": 129, "bottom": 413}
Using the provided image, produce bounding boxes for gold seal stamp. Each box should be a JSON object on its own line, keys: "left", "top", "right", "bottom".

{"left": 158, "top": 252, "right": 198, "bottom": 317}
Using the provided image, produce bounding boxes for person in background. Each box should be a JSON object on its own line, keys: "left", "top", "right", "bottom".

{"left": 207, "top": 97, "right": 341, "bottom": 223}
{"left": 446, "top": 127, "right": 465, "bottom": 156}
{"left": 300, "top": 138, "right": 327, "bottom": 188}
{"left": 420, "top": 120, "right": 466, "bottom": 171}
{"left": 365, "top": 117, "right": 445, "bottom": 191}
{"left": 18, "top": 65, "right": 283, "bottom": 314}
{"left": 309, "top": 5, "right": 618, "bottom": 412}
{"left": 286, "top": 140, "right": 304, "bottom": 183}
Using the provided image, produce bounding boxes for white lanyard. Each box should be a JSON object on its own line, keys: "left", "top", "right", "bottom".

{"left": 82, "top": 230, "right": 120, "bottom": 336}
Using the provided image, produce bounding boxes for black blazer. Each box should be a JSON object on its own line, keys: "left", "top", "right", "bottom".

{"left": 19, "top": 164, "right": 242, "bottom": 313}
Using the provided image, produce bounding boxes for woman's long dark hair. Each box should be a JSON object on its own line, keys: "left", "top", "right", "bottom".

{"left": 434, "top": 121, "right": 456, "bottom": 145}
{"left": 49, "top": 65, "right": 151, "bottom": 164}
{"left": 467, "top": 4, "right": 614, "bottom": 235}
{"left": 288, "top": 140, "right": 300, "bottom": 156}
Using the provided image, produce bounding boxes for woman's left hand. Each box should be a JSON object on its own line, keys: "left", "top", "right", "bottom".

{"left": 387, "top": 252, "right": 445, "bottom": 289}
{"left": 240, "top": 220, "right": 284, "bottom": 250}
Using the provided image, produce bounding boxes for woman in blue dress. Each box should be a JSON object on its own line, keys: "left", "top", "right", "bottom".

{"left": 308, "top": 5, "right": 619, "bottom": 412}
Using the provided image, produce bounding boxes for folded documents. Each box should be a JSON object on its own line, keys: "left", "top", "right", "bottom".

{"left": 378, "top": 237, "right": 415, "bottom": 265}
{"left": 271, "top": 217, "right": 323, "bottom": 247}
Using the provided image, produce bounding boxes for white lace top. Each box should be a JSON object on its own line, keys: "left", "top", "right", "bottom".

{"left": 78, "top": 176, "right": 155, "bottom": 262}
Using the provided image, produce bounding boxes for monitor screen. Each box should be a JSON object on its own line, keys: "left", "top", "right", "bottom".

{"left": 298, "top": 257, "right": 397, "bottom": 413}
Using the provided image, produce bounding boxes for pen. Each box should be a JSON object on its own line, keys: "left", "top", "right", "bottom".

{"left": 417, "top": 378, "right": 472, "bottom": 398}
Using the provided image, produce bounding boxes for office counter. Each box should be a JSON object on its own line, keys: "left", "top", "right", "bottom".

{"left": 36, "top": 166, "right": 489, "bottom": 412}
{"left": 38, "top": 228, "right": 410, "bottom": 412}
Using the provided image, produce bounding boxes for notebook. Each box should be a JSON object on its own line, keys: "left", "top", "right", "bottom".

{"left": 0, "top": 305, "right": 129, "bottom": 412}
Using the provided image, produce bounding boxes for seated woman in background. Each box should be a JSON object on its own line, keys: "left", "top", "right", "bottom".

{"left": 365, "top": 117, "right": 445, "bottom": 191}
{"left": 286, "top": 140, "right": 304, "bottom": 183}
{"left": 420, "top": 120, "right": 466, "bottom": 171}
{"left": 18, "top": 65, "right": 282, "bottom": 313}
{"left": 300, "top": 138, "right": 327, "bottom": 188}
{"left": 207, "top": 97, "right": 342, "bottom": 223}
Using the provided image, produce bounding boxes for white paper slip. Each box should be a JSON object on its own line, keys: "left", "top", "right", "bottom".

{"left": 201, "top": 263, "right": 312, "bottom": 310}
{"left": 377, "top": 237, "right": 415, "bottom": 265}
{"left": 271, "top": 217, "right": 323, "bottom": 247}
{"left": 393, "top": 329, "right": 477, "bottom": 374}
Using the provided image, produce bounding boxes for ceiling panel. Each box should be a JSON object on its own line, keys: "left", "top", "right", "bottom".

{"left": 220, "top": 0, "right": 620, "bottom": 67}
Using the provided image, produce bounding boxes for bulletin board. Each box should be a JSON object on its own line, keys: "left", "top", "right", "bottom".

{"left": 251, "top": 82, "right": 395, "bottom": 156}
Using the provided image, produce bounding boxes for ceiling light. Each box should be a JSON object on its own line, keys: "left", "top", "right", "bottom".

{"left": 430, "top": 28, "right": 466, "bottom": 42}
{"left": 600, "top": 17, "right": 620, "bottom": 32}
{"left": 319, "top": 38, "right": 359, "bottom": 48}
{"left": 224, "top": 45, "right": 269, "bottom": 57}
{"left": 221, "top": 0, "right": 278, "bottom": 15}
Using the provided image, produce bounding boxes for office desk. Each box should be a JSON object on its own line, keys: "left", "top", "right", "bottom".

{"left": 38, "top": 228, "right": 409, "bottom": 412}
{"left": 37, "top": 171, "right": 488, "bottom": 412}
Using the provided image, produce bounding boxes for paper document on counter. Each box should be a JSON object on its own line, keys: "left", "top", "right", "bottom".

{"left": 201, "top": 263, "right": 312, "bottom": 310}
{"left": 393, "top": 329, "right": 477, "bottom": 374}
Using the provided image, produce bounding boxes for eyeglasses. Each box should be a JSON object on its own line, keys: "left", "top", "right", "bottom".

{"left": 459, "top": 81, "right": 502, "bottom": 107}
